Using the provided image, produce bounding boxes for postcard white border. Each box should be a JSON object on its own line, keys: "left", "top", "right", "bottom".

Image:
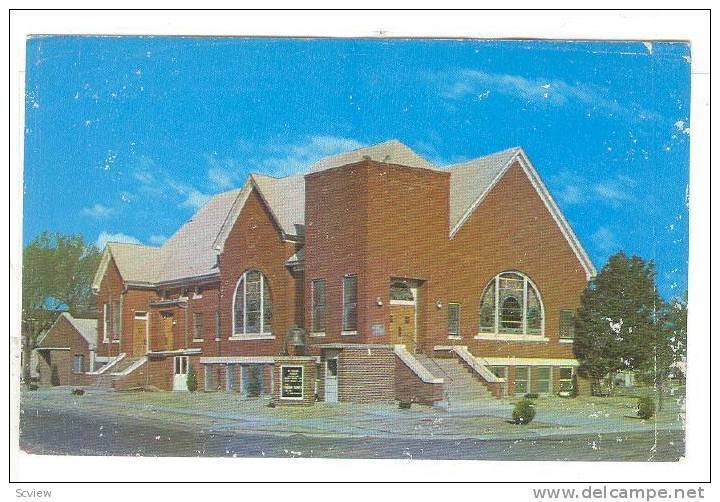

{"left": 7, "top": 5, "right": 710, "bottom": 491}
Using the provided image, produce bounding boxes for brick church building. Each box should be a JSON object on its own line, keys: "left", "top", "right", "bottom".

{"left": 90, "top": 140, "right": 595, "bottom": 404}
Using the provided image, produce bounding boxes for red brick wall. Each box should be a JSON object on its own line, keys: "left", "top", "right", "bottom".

{"left": 424, "top": 161, "right": 588, "bottom": 360}
{"left": 96, "top": 259, "right": 124, "bottom": 358}
{"left": 337, "top": 347, "right": 396, "bottom": 403}
{"left": 37, "top": 315, "right": 95, "bottom": 385}
{"left": 217, "top": 189, "right": 300, "bottom": 357}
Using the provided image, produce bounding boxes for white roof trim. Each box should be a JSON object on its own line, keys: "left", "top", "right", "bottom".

{"left": 91, "top": 247, "right": 113, "bottom": 292}
{"left": 211, "top": 176, "right": 294, "bottom": 255}
{"left": 449, "top": 149, "right": 596, "bottom": 279}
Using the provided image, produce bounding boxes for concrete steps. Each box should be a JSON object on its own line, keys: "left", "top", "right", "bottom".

{"left": 414, "top": 354, "right": 495, "bottom": 403}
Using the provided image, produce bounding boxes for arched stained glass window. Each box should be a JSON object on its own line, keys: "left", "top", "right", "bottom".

{"left": 233, "top": 270, "right": 272, "bottom": 335}
{"left": 478, "top": 272, "right": 544, "bottom": 335}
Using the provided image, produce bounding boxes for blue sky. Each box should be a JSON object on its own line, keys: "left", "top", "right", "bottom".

{"left": 23, "top": 37, "right": 690, "bottom": 299}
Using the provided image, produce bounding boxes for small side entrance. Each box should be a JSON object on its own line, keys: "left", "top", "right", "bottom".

{"left": 389, "top": 280, "right": 418, "bottom": 352}
{"left": 133, "top": 311, "right": 148, "bottom": 356}
{"left": 173, "top": 355, "right": 188, "bottom": 391}
{"left": 324, "top": 354, "right": 339, "bottom": 403}
{"left": 159, "top": 311, "right": 174, "bottom": 351}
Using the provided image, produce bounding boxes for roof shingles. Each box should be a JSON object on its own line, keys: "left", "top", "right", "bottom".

{"left": 98, "top": 140, "right": 584, "bottom": 285}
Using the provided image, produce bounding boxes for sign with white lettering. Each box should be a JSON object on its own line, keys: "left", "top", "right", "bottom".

{"left": 281, "top": 365, "right": 304, "bottom": 399}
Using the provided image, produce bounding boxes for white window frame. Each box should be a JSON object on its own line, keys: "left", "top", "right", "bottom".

{"left": 559, "top": 366, "right": 574, "bottom": 393}
{"left": 311, "top": 279, "right": 327, "bottom": 336}
{"left": 230, "top": 270, "right": 274, "bottom": 340}
{"left": 192, "top": 311, "right": 204, "bottom": 342}
{"left": 476, "top": 271, "right": 547, "bottom": 342}
{"left": 73, "top": 354, "right": 84, "bottom": 374}
{"left": 103, "top": 303, "right": 109, "bottom": 343}
{"left": 514, "top": 366, "right": 531, "bottom": 396}
{"left": 341, "top": 274, "right": 358, "bottom": 335}
{"left": 447, "top": 302, "right": 461, "bottom": 339}
{"left": 532, "top": 366, "right": 552, "bottom": 395}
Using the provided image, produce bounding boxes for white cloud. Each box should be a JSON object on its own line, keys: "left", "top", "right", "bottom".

{"left": 81, "top": 203, "right": 115, "bottom": 218}
{"left": 259, "top": 135, "right": 364, "bottom": 176}
{"left": 208, "top": 166, "right": 236, "bottom": 190}
{"left": 590, "top": 226, "right": 621, "bottom": 255}
{"left": 552, "top": 172, "right": 635, "bottom": 206}
{"left": 181, "top": 189, "right": 211, "bottom": 209}
{"left": 96, "top": 231, "right": 140, "bottom": 250}
{"left": 434, "top": 69, "right": 652, "bottom": 120}
{"left": 148, "top": 234, "right": 167, "bottom": 245}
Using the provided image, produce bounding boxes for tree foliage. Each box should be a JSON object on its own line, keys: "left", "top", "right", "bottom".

{"left": 573, "top": 252, "right": 662, "bottom": 394}
{"left": 21, "top": 232, "right": 101, "bottom": 383}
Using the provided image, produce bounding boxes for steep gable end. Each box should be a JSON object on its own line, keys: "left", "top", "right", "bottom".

{"left": 450, "top": 149, "right": 596, "bottom": 279}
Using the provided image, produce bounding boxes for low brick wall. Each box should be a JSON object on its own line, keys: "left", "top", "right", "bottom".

{"left": 394, "top": 358, "right": 444, "bottom": 405}
{"left": 337, "top": 347, "right": 396, "bottom": 403}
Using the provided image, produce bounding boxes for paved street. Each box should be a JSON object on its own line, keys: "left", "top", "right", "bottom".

{"left": 19, "top": 388, "right": 685, "bottom": 461}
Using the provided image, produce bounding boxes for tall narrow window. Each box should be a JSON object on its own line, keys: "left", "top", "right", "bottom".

{"left": 193, "top": 312, "right": 204, "bottom": 340}
{"left": 73, "top": 354, "right": 84, "bottom": 374}
{"left": 559, "top": 310, "right": 576, "bottom": 339}
{"left": 103, "top": 303, "right": 109, "bottom": 342}
{"left": 112, "top": 300, "right": 121, "bottom": 340}
{"left": 233, "top": 270, "right": 272, "bottom": 336}
{"left": 342, "top": 275, "right": 358, "bottom": 332}
{"left": 214, "top": 310, "right": 221, "bottom": 340}
{"left": 311, "top": 279, "right": 327, "bottom": 333}
{"left": 478, "top": 272, "right": 544, "bottom": 336}
{"left": 448, "top": 303, "right": 461, "bottom": 337}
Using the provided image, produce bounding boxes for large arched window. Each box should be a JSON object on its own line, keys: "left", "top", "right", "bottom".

{"left": 478, "top": 272, "right": 544, "bottom": 335}
{"left": 233, "top": 270, "right": 272, "bottom": 336}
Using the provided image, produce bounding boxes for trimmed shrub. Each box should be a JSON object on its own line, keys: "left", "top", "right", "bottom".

{"left": 512, "top": 398, "right": 536, "bottom": 425}
{"left": 637, "top": 396, "right": 655, "bottom": 419}
{"left": 186, "top": 364, "right": 198, "bottom": 392}
{"left": 524, "top": 393, "right": 539, "bottom": 399}
{"left": 27, "top": 384, "right": 39, "bottom": 391}
{"left": 50, "top": 365, "right": 60, "bottom": 386}
{"left": 399, "top": 401, "right": 412, "bottom": 409}
{"left": 71, "top": 388, "right": 85, "bottom": 396}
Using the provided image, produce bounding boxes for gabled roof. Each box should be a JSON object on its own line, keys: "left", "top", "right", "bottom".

{"left": 447, "top": 147, "right": 596, "bottom": 278}
{"left": 309, "top": 139, "right": 437, "bottom": 172}
{"left": 38, "top": 312, "right": 98, "bottom": 348}
{"left": 92, "top": 242, "right": 162, "bottom": 290}
{"left": 94, "top": 139, "right": 595, "bottom": 288}
{"left": 447, "top": 147, "right": 522, "bottom": 230}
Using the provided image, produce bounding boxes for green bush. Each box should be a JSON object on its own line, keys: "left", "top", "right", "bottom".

{"left": 399, "top": 401, "right": 412, "bottom": 409}
{"left": 186, "top": 364, "right": 198, "bottom": 392}
{"left": 50, "top": 365, "right": 60, "bottom": 386}
{"left": 512, "top": 398, "right": 536, "bottom": 425}
{"left": 637, "top": 396, "right": 655, "bottom": 419}
{"left": 27, "top": 383, "right": 39, "bottom": 391}
{"left": 71, "top": 388, "right": 85, "bottom": 396}
{"left": 524, "top": 393, "right": 539, "bottom": 399}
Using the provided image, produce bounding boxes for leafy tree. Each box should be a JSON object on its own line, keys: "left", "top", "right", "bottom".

{"left": 638, "top": 293, "right": 687, "bottom": 410}
{"left": 574, "top": 252, "right": 662, "bottom": 395}
{"left": 21, "top": 232, "right": 101, "bottom": 384}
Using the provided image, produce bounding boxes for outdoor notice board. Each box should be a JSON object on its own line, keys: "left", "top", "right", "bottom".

{"left": 281, "top": 365, "right": 304, "bottom": 399}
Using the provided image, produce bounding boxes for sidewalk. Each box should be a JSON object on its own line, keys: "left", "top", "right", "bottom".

{"left": 20, "top": 387, "right": 685, "bottom": 441}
